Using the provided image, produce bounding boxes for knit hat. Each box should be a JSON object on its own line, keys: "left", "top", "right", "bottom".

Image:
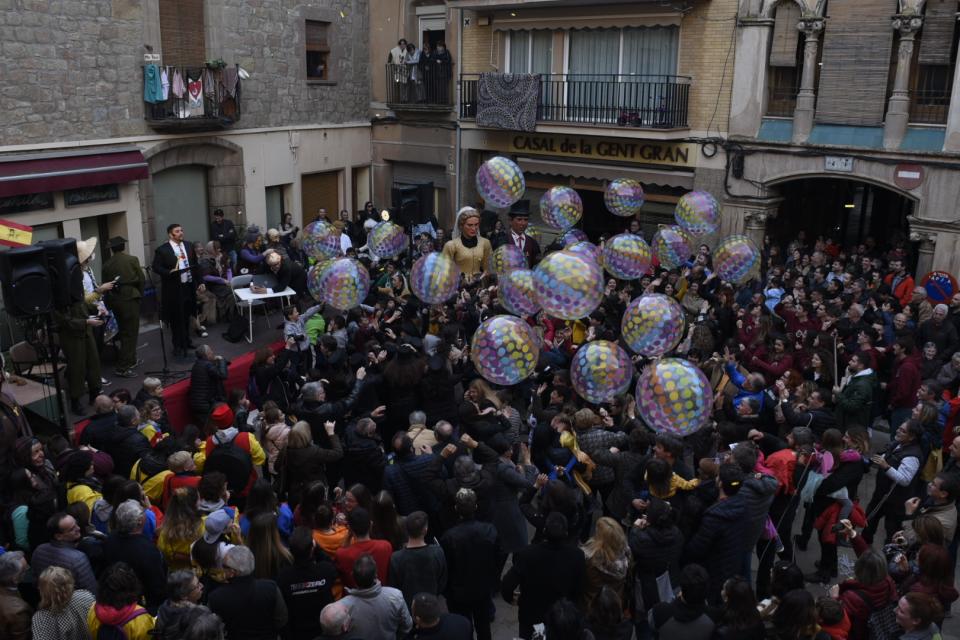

{"left": 209, "top": 404, "right": 234, "bottom": 429}
{"left": 57, "top": 449, "right": 94, "bottom": 483}
{"left": 203, "top": 509, "right": 233, "bottom": 543}
{"left": 244, "top": 225, "right": 261, "bottom": 243}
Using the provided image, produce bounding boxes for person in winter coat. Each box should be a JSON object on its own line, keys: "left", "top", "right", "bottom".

{"left": 382, "top": 434, "right": 441, "bottom": 518}
{"left": 833, "top": 353, "right": 878, "bottom": 430}
{"left": 440, "top": 488, "right": 501, "bottom": 640}
{"left": 152, "top": 570, "right": 205, "bottom": 640}
{"left": 31, "top": 566, "right": 96, "bottom": 640}
{"left": 895, "top": 593, "right": 944, "bottom": 640}
{"left": 580, "top": 517, "right": 631, "bottom": 617}
{"left": 647, "top": 563, "right": 715, "bottom": 640}
{"left": 628, "top": 497, "right": 684, "bottom": 630}
{"left": 79, "top": 400, "right": 152, "bottom": 479}
{"left": 188, "top": 345, "right": 229, "bottom": 425}
{"left": 290, "top": 372, "right": 366, "bottom": 445}
{"left": 341, "top": 417, "right": 386, "bottom": 494}
{"left": 101, "top": 500, "right": 167, "bottom": 614}
{"left": 418, "top": 353, "right": 461, "bottom": 426}
{"left": 710, "top": 576, "right": 765, "bottom": 640}
{"left": 197, "top": 416, "right": 267, "bottom": 498}
{"left": 471, "top": 434, "right": 533, "bottom": 555}
{"left": 862, "top": 419, "right": 924, "bottom": 543}
{"left": 501, "top": 512, "right": 586, "bottom": 640}
{"left": 249, "top": 343, "right": 298, "bottom": 410}
{"left": 284, "top": 421, "right": 343, "bottom": 508}
{"left": 208, "top": 546, "right": 289, "bottom": 640}
{"left": 684, "top": 463, "right": 751, "bottom": 604}
{"left": 339, "top": 554, "right": 412, "bottom": 640}
{"left": 86, "top": 563, "right": 155, "bottom": 640}
{"left": 831, "top": 542, "right": 898, "bottom": 640}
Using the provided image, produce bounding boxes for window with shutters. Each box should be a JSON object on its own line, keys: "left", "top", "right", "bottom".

{"left": 904, "top": 0, "right": 958, "bottom": 124}
{"left": 160, "top": 0, "right": 206, "bottom": 66}
{"left": 306, "top": 20, "right": 331, "bottom": 80}
{"left": 765, "top": 1, "right": 804, "bottom": 117}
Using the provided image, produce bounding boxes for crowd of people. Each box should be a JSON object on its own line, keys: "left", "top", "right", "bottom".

{"left": 386, "top": 38, "right": 454, "bottom": 105}
{"left": 1, "top": 201, "right": 959, "bottom": 640}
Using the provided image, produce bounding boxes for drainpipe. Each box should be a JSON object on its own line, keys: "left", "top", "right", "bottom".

{"left": 455, "top": 7, "right": 464, "bottom": 211}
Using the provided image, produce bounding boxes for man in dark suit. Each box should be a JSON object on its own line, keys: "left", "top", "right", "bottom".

{"left": 499, "top": 200, "right": 540, "bottom": 267}
{"left": 102, "top": 236, "right": 144, "bottom": 377}
{"left": 151, "top": 223, "right": 198, "bottom": 358}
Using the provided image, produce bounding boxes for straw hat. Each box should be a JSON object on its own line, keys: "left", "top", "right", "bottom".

{"left": 76, "top": 237, "right": 98, "bottom": 264}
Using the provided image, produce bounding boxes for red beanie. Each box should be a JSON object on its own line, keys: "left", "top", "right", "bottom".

{"left": 210, "top": 404, "right": 234, "bottom": 429}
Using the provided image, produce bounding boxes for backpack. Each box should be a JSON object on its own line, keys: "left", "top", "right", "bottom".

{"left": 246, "top": 373, "right": 263, "bottom": 409}
{"left": 855, "top": 590, "right": 901, "bottom": 640}
{"left": 222, "top": 313, "right": 247, "bottom": 343}
{"left": 205, "top": 435, "right": 254, "bottom": 495}
{"left": 96, "top": 606, "right": 149, "bottom": 640}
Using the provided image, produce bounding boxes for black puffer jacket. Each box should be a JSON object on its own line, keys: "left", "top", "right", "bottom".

{"left": 285, "top": 435, "right": 343, "bottom": 506}
{"left": 188, "top": 356, "right": 228, "bottom": 416}
{"left": 628, "top": 523, "right": 684, "bottom": 611}
{"left": 341, "top": 423, "right": 386, "bottom": 493}
{"left": 418, "top": 368, "right": 460, "bottom": 426}
{"left": 79, "top": 413, "right": 152, "bottom": 479}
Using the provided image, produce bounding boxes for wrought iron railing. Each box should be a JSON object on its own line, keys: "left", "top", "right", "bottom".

{"left": 386, "top": 63, "right": 454, "bottom": 107}
{"left": 459, "top": 73, "right": 690, "bottom": 128}
{"left": 908, "top": 88, "right": 950, "bottom": 125}
{"left": 143, "top": 64, "right": 242, "bottom": 128}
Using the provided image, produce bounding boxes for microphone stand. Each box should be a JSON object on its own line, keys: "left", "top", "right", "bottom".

{"left": 143, "top": 265, "right": 190, "bottom": 382}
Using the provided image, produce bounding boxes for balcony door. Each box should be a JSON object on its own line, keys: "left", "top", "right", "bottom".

{"left": 153, "top": 165, "right": 209, "bottom": 246}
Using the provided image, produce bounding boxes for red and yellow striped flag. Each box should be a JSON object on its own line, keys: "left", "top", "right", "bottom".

{"left": 0, "top": 219, "right": 33, "bottom": 247}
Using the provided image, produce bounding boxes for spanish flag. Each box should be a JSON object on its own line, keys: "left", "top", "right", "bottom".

{"left": 0, "top": 219, "right": 33, "bottom": 248}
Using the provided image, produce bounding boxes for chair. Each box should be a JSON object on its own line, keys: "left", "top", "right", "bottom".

{"left": 230, "top": 275, "right": 272, "bottom": 328}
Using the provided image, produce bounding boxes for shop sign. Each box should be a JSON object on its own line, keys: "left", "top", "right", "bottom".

{"left": 507, "top": 133, "right": 694, "bottom": 167}
{"left": 920, "top": 270, "right": 957, "bottom": 304}
{"left": 64, "top": 184, "right": 119, "bottom": 207}
{"left": 0, "top": 192, "right": 54, "bottom": 215}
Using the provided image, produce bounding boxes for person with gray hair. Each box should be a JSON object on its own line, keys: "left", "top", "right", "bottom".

{"left": 919, "top": 301, "right": 960, "bottom": 358}
{"left": 0, "top": 550, "right": 32, "bottom": 639}
{"left": 188, "top": 342, "right": 229, "bottom": 424}
{"left": 102, "top": 499, "right": 167, "bottom": 613}
{"left": 317, "top": 601, "right": 359, "bottom": 639}
{"left": 154, "top": 570, "right": 206, "bottom": 640}
{"left": 78, "top": 394, "right": 152, "bottom": 478}
{"left": 407, "top": 410, "right": 438, "bottom": 454}
{"left": 291, "top": 366, "right": 367, "bottom": 444}
{"left": 208, "top": 545, "right": 288, "bottom": 639}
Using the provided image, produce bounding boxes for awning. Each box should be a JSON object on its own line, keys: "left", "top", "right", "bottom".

{"left": 0, "top": 146, "right": 149, "bottom": 198}
{"left": 517, "top": 157, "right": 694, "bottom": 189}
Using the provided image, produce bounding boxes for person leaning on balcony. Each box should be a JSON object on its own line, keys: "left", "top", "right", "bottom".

{"left": 435, "top": 41, "right": 453, "bottom": 104}
{"left": 443, "top": 207, "right": 491, "bottom": 278}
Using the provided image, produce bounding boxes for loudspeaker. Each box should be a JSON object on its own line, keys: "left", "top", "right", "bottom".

{"left": 40, "top": 239, "right": 83, "bottom": 307}
{"left": 0, "top": 245, "right": 53, "bottom": 317}
{"left": 392, "top": 184, "right": 420, "bottom": 227}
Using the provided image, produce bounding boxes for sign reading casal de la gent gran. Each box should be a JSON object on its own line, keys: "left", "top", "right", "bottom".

{"left": 509, "top": 133, "right": 693, "bottom": 167}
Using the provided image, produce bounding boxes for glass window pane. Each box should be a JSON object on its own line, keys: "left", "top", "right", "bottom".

{"left": 531, "top": 31, "right": 553, "bottom": 75}
{"left": 509, "top": 31, "right": 530, "bottom": 73}
{"left": 567, "top": 29, "right": 620, "bottom": 122}
{"left": 621, "top": 26, "right": 678, "bottom": 77}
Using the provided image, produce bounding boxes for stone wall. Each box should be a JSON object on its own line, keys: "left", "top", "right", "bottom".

{"left": 0, "top": 0, "right": 370, "bottom": 146}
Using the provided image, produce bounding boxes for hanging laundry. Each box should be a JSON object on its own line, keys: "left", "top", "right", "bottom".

{"left": 171, "top": 69, "right": 186, "bottom": 98}
{"left": 222, "top": 66, "right": 239, "bottom": 98}
{"left": 203, "top": 68, "right": 216, "bottom": 98}
{"left": 143, "top": 64, "right": 163, "bottom": 103}
{"left": 186, "top": 76, "right": 204, "bottom": 117}
{"left": 160, "top": 67, "right": 170, "bottom": 100}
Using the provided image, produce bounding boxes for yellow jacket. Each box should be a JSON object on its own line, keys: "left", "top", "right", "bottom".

{"left": 648, "top": 473, "right": 700, "bottom": 500}
{"left": 67, "top": 482, "right": 102, "bottom": 513}
{"left": 87, "top": 604, "right": 155, "bottom": 640}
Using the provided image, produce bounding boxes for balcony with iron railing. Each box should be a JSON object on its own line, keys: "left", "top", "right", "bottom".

{"left": 459, "top": 73, "right": 690, "bottom": 129}
{"left": 385, "top": 63, "right": 454, "bottom": 111}
{"left": 143, "top": 64, "right": 242, "bottom": 132}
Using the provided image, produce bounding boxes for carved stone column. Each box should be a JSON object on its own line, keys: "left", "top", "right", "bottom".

{"left": 730, "top": 17, "right": 776, "bottom": 137}
{"left": 883, "top": 14, "right": 924, "bottom": 150}
{"left": 792, "top": 16, "right": 825, "bottom": 143}
{"left": 910, "top": 230, "right": 937, "bottom": 276}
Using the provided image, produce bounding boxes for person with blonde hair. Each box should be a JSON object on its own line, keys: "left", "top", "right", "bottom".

{"left": 442, "top": 206, "right": 491, "bottom": 277}
{"left": 32, "top": 565, "right": 96, "bottom": 640}
{"left": 580, "top": 516, "right": 632, "bottom": 615}
{"left": 157, "top": 486, "right": 204, "bottom": 571}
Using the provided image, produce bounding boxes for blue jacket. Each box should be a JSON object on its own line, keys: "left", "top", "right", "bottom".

{"left": 724, "top": 362, "right": 765, "bottom": 412}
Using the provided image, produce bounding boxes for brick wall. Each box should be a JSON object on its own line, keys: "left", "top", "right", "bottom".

{"left": 679, "top": 0, "right": 738, "bottom": 134}
{"left": 460, "top": 20, "right": 495, "bottom": 74}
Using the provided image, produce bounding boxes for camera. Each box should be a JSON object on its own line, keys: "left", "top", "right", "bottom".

{"left": 293, "top": 334, "right": 305, "bottom": 342}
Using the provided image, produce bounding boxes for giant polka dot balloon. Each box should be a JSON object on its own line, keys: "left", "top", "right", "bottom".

{"left": 675, "top": 191, "right": 721, "bottom": 236}
{"left": 560, "top": 228, "right": 589, "bottom": 247}
{"left": 621, "top": 294, "right": 685, "bottom": 357}
{"left": 567, "top": 241, "right": 601, "bottom": 263}
{"left": 499, "top": 268, "right": 540, "bottom": 317}
{"left": 714, "top": 234, "right": 760, "bottom": 284}
{"left": 410, "top": 252, "right": 461, "bottom": 304}
{"left": 571, "top": 340, "right": 634, "bottom": 404}
{"left": 367, "top": 221, "right": 407, "bottom": 259}
{"left": 652, "top": 225, "right": 693, "bottom": 270}
{"left": 308, "top": 258, "right": 370, "bottom": 311}
{"left": 602, "top": 233, "right": 653, "bottom": 280}
{"left": 302, "top": 220, "right": 342, "bottom": 261}
{"left": 539, "top": 186, "right": 583, "bottom": 231}
{"left": 488, "top": 244, "right": 527, "bottom": 275}
{"left": 470, "top": 315, "right": 540, "bottom": 386}
{"left": 476, "top": 156, "right": 525, "bottom": 209}
{"left": 604, "top": 178, "right": 646, "bottom": 217}
{"left": 533, "top": 250, "right": 604, "bottom": 320}
{"left": 635, "top": 358, "right": 712, "bottom": 436}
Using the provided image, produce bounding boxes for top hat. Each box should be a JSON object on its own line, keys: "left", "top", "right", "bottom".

{"left": 508, "top": 200, "right": 531, "bottom": 218}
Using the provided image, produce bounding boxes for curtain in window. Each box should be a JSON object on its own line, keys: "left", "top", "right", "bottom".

{"left": 567, "top": 28, "right": 620, "bottom": 122}
{"left": 621, "top": 26, "right": 680, "bottom": 125}
{"left": 509, "top": 31, "right": 530, "bottom": 73}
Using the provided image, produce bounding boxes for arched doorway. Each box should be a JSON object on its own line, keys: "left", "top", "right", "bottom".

{"left": 770, "top": 177, "right": 916, "bottom": 249}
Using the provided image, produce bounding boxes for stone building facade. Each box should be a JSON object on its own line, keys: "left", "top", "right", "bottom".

{"left": 727, "top": 0, "right": 960, "bottom": 275}
{"left": 0, "top": 0, "right": 372, "bottom": 266}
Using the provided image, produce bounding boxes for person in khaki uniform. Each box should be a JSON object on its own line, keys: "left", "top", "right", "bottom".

{"left": 56, "top": 298, "right": 103, "bottom": 415}
{"left": 102, "top": 236, "right": 144, "bottom": 378}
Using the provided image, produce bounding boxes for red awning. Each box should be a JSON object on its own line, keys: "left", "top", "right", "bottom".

{"left": 0, "top": 147, "right": 149, "bottom": 198}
